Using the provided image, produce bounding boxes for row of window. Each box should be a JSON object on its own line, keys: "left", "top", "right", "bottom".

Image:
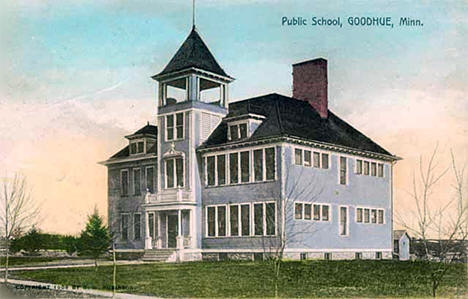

{"left": 121, "top": 167, "right": 155, "bottom": 196}
{"left": 294, "top": 203, "right": 330, "bottom": 221}
{"left": 300, "top": 252, "right": 383, "bottom": 260}
{"left": 166, "top": 112, "right": 184, "bottom": 141}
{"left": 356, "top": 159, "right": 384, "bottom": 177}
{"left": 130, "top": 141, "right": 145, "bottom": 155}
{"left": 228, "top": 123, "right": 248, "bottom": 141}
{"left": 356, "top": 207, "right": 385, "bottom": 224}
{"left": 206, "top": 202, "right": 276, "bottom": 237}
{"left": 294, "top": 148, "right": 330, "bottom": 169}
{"left": 120, "top": 213, "right": 141, "bottom": 241}
{"left": 205, "top": 147, "right": 276, "bottom": 186}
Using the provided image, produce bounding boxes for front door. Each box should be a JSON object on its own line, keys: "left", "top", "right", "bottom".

{"left": 167, "top": 215, "right": 178, "bottom": 248}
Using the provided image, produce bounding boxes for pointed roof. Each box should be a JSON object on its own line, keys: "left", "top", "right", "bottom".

{"left": 153, "top": 27, "right": 231, "bottom": 79}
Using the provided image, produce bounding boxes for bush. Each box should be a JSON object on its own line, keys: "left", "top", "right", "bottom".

{"left": 10, "top": 230, "right": 80, "bottom": 255}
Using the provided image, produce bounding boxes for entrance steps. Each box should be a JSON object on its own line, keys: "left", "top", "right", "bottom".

{"left": 142, "top": 249, "right": 176, "bottom": 262}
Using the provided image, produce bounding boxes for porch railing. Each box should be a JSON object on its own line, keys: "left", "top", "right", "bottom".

{"left": 145, "top": 189, "right": 193, "bottom": 204}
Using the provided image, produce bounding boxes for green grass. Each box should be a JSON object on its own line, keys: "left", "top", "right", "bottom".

{"left": 0, "top": 256, "right": 71, "bottom": 266}
{"left": 11, "top": 260, "right": 468, "bottom": 297}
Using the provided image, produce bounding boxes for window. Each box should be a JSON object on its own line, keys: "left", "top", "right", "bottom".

{"left": 364, "top": 208, "right": 370, "bottom": 223}
{"left": 378, "top": 209, "right": 384, "bottom": 224}
{"left": 295, "top": 203, "right": 303, "bottom": 220}
{"left": 339, "top": 157, "right": 347, "bottom": 185}
{"left": 254, "top": 204, "right": 263, "bottom": 236}
{"left": 121, "top": 214, "right": 129, "bottom": 241}
{"left": 240, "top": 151, "right": 250, "bottom": 183}
{"left": 304, "top": 150, "right": 312, "bottom": 167}
{"left": 217, "top": 155, "right": 226, "bottom": 185}
{"left": 230, "top": 205, "right": 239, "bottom": 236}
{"left": 378, "top": 163, "right": 384, "bottom": 177}
{"left": 304, "top": 204, "right": 312, "bottom": 220}
{"left": 371, "top": 209, "right": 377, "bottom": 223}
{"left": 265, "top": 147, "right": 275, "bottom": 180}
{"left": 322, "top": 153, "right": 329, "bottom": 169}
{"left": 217, "top": 206, "right": 226, "bottom": 237}
{"left": 356, "top": 160, "right": 362, "bottom": 174}
{"left": 239, "top": 123, "right": 247, "bottom": 139}
{"left": 265, "top": 202, "right": 276, "bottom": 235}
{"left": 254, "top": 149, "right": 263, "bottom": 182}
{"left": 339, "top": 206, "right": 348, "bottom": 236}
{"left": 166, "top": 158, "right": 184, "bottom": 188}
{"left": 371, "top": 162, "right": 377, "bottom": 176}
{"left": 356, "top": 208, "right": 363, "bottom": 223}
{"left": 134, "top": 214, "right": 141, "bottom": 240}
{"left": 355, "top": 252, "right": 362, "bottom": 260}
{"left": 207, "top": 207, "right": 215, "bottom": 237}
{"left": 241, "top": 205, "right": 250, "bottom": 236}
{"left": 133, "top": 169, "right": 141, "bottom": 195}
{"left": 146, "top": 167, "right": 154, "bottom": 193}
{"left": 166, "top": 113, "right": 184, "bottom": 141}
{"left": 313, "top": 152, "right": 320, "bottom": 168}
{"left": 121, "top": 170, "right": 129, "bottom": 196}
{"left": 137, "top": 141, "right": 144, "bottom": 153}
{"left": 295, "top": 149, "right": 303, "bottom": 165}
{"left": 322, "top": 205, "right": 330, "bottom": 221}
{"left": 229, "top": 123, "right": 248, "bottom": 141}
{"left": 207, "top": 156, "right": 215, "bottom": 186}
{"left": 324, "top": 252, "right": 332, "bottom": 260}
{"left": 313, "top": 204, "right": 320, "bottom": 220}
{"left": 364, "top": 161, "right": 370, "bottom": 175}
{"left": 229, "top": 125, "right": 239, "bottom": 141}
{"left": 130, "top": 143, "right": 137, "bottom": 155}
{"left": 376, "top": 252, "right": 382, "bottom": 260}
{"left": 300, "top": 253, "right": 307, "bottom": 260}
{"left": 229, "top": 153, "right": 239, "bottom": 184}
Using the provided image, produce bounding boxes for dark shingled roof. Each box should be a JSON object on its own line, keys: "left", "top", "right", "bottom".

{"left": 132, "top": 124, "right": 157, "bottom": 136}
{"left": 154, "top": 27, "right": 230, "bottom": 78}
{"left": 109, "top": 125, "right": 157, "bottom": 159}
{"left": 201, "top": 93, "right": 393, "bottom": 156}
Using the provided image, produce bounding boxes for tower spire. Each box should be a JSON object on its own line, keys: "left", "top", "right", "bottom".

{"left": 192, "top": 0, "right": 196, "bottom": 29}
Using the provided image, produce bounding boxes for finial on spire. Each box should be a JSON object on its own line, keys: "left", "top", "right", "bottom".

{"left": 192, "top": 0, "right": 196, "bottom": 29}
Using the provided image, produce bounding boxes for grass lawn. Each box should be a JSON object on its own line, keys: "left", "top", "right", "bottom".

{"left": 10, "top": 260, "right": 467, "bottom": 298}
{"left": 0, "top": 256, "right": 71, "bottom": 266}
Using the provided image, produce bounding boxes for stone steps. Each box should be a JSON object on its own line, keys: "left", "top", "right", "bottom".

{"left": 142, "top": 249, "right": 176, "bottom": 262}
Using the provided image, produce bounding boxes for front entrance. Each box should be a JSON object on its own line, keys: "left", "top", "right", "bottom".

{"left": 167, "top": 214, "right": 178, "bottom": 248}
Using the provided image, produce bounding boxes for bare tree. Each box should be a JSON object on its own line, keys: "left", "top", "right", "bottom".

{"left": 397, "top": 146, "right": 467, "bottom": 297}
{"left": 0, "top": 173, "right": 40, "bottom": 282}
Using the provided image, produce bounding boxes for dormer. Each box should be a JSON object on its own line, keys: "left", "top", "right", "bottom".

{"left": 125, "top": 123, "right": 158, "bottom": 156}
{"left": 225, "top": 114, "right": 266, "bottom": 142}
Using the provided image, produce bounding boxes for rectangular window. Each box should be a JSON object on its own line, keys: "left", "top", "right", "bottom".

{"left": 356, "top": 160, "right": 362, "bottom": 174}
{"left": 217, "top": 155, "right": 226, "bottom": 185}
{"left": 304, "top": 204, "right": 312, "bottom": 220}
{"left": 371, "top": 209, "right": 377, "bottom": 223}
{"left": 137, "top": 141, "right": 144, "bottom": 153}
{"left": 376, "top": 252, "right": 382, "bottom": 260}
{"left": 148, "top": 213, "right": 155, "bottom": 238}
{"left": 176, "top": 112, "right": 184, "bottom": 139}
{"left": 378, "top": 209, "right": 384, "bottom": 224}
{"left": 266, "top": 203, "right": 275, "bottom": 235}
{"left": 322, "top": 205, "right": 330, "bottom": 221}
{"left": 364, "top": 208, "right": 370, "bottom": 223}
{"left": 133, "top": 214, "right": 141, "bottom": 240}
{"left": 240, "top": 151, "right": 250, "bottom": 183}
{"left": 254, "top": 204, "right": 263, "bottom": 236}
{"left": 356, "top": 208, "right": 363, "bottom": 223}
{"left": 378, "top": 163, "right": 384, "bottom": 177}
{"left": 166, "top": 159, "right": 174, "bottom": 188}
{"left": 175, "top": 158, "right": 184, "bottom": 187}
{"left": 295, "top": 149, "right": 302, "bottom": 165}
{"left": 304, "top": 150, "right": 312, "bottom": 167}
{"left": 230, "top": 205, "right": 239, "bottom": 236}
{"left": 265, "top": 147, "right": 275, "bottom": 180}
{"left": 146, "top": 167, "right": 154, "bottom": 193}
{"left": 364, "top": 161, "right": 370, "bottom": 175}
{"left": 254, "top": 149, "right": 263, "bottom": 182}
{"left": 217, "top": 206, "right": 226, "bottom": 236}
{"left": 207, "top": 207, "right": 215, "bottom": 237}
{"left": 229, "top": 125, "right": 239, "bottom": 141}
{"left": 355, "top": 252, "right": 362, "bottom": 260}
{"left": 229, "top": 153, "right": 239, "bottom": 184}
{"left": 133, "top": 169, "right": 141, "bottom": 195}
{"left": 295, "top": 203, "right": 303, "bottom": 220}
{"left": 313, "top": 204, "right": 320, "bottom": 220}
{"left": 371, "top": 162, "right": 377, "bottom": 176}
{"left": 239, "top": 123, "right": 248, "bottom": 139}
{"left": 340, "top": 157, "right": 347, "bottom": 185}
{"left": 130, "top": 143, "right": 137, "bottom": 155}
{"left": 339, "top": 206, "right": 348, "bottom": 236}
{"left": 322, "top": 153, "right": 329, "bottom": 169}
{"left": 313, "top": 152, "right": 320, "bottom": 168}
{"left": 121, "top": 170, "right": 129, "bottom": 196}
{"left": 121, "top": 214, "right": 129, "bottom": 241}
{"left": 166, "top": 114, "right": 174, "bottom": 140}
{"left": 324, "top": 252, "right": 332, "bottom": 260}
{"left": 207, "top": 156, "right": 215, "bottom": 186}
{"left": 241, "top": 205, "right": 250, "bottom": 236}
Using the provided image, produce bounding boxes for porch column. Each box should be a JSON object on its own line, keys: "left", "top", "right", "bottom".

{"left": 190, "top": 208, "right": 195, "bottom": 248}
{"left": 177, "top": 210, "right": 184, "bottom": 250}
{"left": 157, "top": 212, "right": 162, "bottom": 249}
{"left": 144, "top": 211, "right": 152, "bottom": 249}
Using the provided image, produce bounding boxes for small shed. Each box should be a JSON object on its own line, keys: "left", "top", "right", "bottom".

{"left": 393, "top": 230, "right": 410, "bottom": 261}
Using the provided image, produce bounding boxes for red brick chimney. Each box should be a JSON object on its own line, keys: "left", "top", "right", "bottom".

{"left": 292, "top": 58, "right": 328, "bottom": 118}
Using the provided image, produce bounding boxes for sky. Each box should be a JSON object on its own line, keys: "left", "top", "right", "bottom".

{"left": 0, "top": 0, "right": 466, "bottom": 235}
